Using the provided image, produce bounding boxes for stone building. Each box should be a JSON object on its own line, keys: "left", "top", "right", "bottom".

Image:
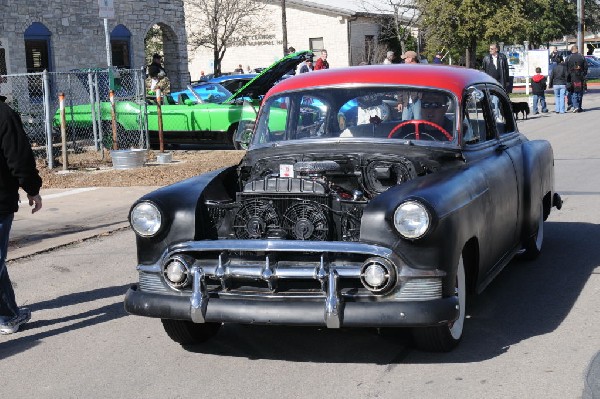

{"left": 1, "top": 0, "right": 398, "bottom": 89}
{"left": 0, "top": 0, "right": 190, "bottom": 91}
{"left": 186, "top": 0, "right": 395, "bottom": 80}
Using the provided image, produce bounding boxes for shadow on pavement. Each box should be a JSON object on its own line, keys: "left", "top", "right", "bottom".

{"left": 0, "top": 284, "right": 131, "bottom": 361}
{"left": 180, "top": 221, "right": 599, "bottom": 364}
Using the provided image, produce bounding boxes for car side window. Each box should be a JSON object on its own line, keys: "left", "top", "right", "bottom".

{"left": 463, "top": 91, "right": 488, "bottom": 144}
{"left": 488, "top": 90, "right": 515, "bottom": 135}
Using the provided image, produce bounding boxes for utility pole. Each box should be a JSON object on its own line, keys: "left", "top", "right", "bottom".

{"left": 577, "top": 0, "right": 584, "bottom": 53}
{"left": 281, "top": 0, "right": 288, "bottom": 56}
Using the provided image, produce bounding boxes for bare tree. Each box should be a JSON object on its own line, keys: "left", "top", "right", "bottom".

{"left": 185, "top": 0, "right": 267, "bottom": 76}
{"left": 358, "top": 0, "right": 420, "bottom": 58}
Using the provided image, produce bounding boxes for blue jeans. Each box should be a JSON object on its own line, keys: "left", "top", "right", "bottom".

{"left": 532, "top": 95, "right": 547, "bottom": 114}
{"left": 402, "top": 99, "right": 422, "bottom": 120}
{"left": 553, "top": 85, "right": 566, "bottom": 113}
{"left": 572, "top": 91, "right": 583, "bottom": 111}
{"left": 0, "top": 213, "right": 18, "bottom": 321}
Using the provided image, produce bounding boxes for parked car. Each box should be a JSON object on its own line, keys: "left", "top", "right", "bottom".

{"left": 124, "top": 64, "right": 562, "bottom": 352}
{"left": 53, "top": 51, "right": 311, "bottom": 148}
{"left": 585, "top": 57, "right": 600, "bottom": 80}
{"left": 172, "top": 73, "right": 294, "bottom": 104}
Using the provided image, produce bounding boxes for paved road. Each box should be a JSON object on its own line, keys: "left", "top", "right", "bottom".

{"left": 1, "top": 91, "right": 599, "bottom": 398}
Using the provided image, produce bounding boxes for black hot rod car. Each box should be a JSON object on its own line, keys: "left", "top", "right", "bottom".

{"left": 124, "top": 64, "right": 562, "bottom": 352}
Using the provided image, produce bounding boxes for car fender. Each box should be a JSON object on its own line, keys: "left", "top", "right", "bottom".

{"left": 361, "top": 164, "right": 491, "bottom": 278}
{"left": 520, "top": 139, "right": 555, "bottom": 239}
{"left": 132, "top": 166, "right": 238, "bottom": 264}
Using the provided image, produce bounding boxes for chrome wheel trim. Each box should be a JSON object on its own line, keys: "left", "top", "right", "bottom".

{"left": 534, "top": 205, "right": 544, "bottom": 252}
{"left": 449, "top": 256, "right": 466, "bottom": 340}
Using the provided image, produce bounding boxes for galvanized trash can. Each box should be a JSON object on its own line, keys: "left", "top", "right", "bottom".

{"left": 110, "top": 149, "right": 147, "bottom": 170}
{"left": 156, "top": 152, "right": 173, "bottom": 164}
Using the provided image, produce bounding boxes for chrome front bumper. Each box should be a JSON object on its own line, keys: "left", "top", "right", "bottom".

{"left": 124, "top": 239, "right": 458, "bottom": 328}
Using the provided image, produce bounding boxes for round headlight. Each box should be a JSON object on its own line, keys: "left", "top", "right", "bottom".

{"left": 130, "top": 202, "right": 162, "bottom": 237}
{"left": 393, "top": 201, "right": 430, "bottom": 239}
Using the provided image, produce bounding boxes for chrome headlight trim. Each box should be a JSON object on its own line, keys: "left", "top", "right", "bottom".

{"left": 393, "top": 200, "right": 430, "bottom": 239}
{"left": 360, "top": 257, "right": 397, "bottom": 294}
{"left": 162, "top": 255, "right": 191, "bottom": 290}
{"left": 130, "top": 201, "right": 162, "bottom": 237}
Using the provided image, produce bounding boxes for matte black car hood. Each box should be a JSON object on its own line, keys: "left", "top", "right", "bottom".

{"left": 226, "top": 51, "right": 313, "bottom": 102}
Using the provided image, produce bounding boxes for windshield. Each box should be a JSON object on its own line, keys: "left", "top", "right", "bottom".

{"left": 187, "top": 83, "right": 232, "bottom": 104}
{"left": 251, "top": 86, "right": 458, "bottom": 147}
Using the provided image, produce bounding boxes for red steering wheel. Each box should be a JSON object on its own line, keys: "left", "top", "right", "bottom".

{"left": 388, "top": 120, "right": 452, "bottom": 141}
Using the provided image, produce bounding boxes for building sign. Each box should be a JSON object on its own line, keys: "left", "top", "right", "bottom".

{"left": 98, "top": 0, "right": 115, "bottom": 19}
{"left": 230, "top": 34, "right": 283, "bottom": 47}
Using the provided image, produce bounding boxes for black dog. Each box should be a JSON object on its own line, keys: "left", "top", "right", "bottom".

{"left": 511, "top": 101, "right": 530, "bottom": 120}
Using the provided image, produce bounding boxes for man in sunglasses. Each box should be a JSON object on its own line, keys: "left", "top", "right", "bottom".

{"left": 393, "top": 91, "right": 453, "bottom": 141}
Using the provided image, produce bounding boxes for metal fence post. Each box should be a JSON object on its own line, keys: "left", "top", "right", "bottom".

{"left": 42, "top": 69, "right": 54, "bottom": 169}
{"left": 87, "top": 72, "right": 99, "bottom": 151}
{"left": 58, "top": 92, "right": 68, "bottom": 171}
{"left": 141, "top": 66, "right": 150, "bottom": 149}
{"left": 94, "top": 72, "right": 104, "bottom": 160}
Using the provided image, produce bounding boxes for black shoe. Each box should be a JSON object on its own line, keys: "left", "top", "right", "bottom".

{"left": 567, "top": 105, "right": 573, "bottom": 111}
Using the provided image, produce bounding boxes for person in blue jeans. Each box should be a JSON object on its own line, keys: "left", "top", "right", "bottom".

{"left": 0, "top": 95, "right": 43, "bottom": 335}
{"left": 548, "top": 55, "right": 568, "bottom": 113}
{"left": 531, "top": 67, "right": 548, "bottom": 115}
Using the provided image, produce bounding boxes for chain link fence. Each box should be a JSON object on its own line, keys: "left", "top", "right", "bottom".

{"left": 0, "top": 68, "right": 148, "bottom": 169}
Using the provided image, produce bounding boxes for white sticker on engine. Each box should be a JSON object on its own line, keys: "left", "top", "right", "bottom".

{"left": 280, "top": 164, "right": 294, "bottom": 178}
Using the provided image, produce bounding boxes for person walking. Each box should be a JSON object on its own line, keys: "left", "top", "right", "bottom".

{"left": 566, "top": 45, "right": 588, "bottom": 112}
{"left": 299, "top": 54, "right": 314, "bottom": 73}
{"left": 531, "top": 67, "right": 548, "bottom": 115}
{"left": 0, "top": 95, "right": 43, "bottom": 335}
{"left": 549, "top": 46, "right": 560, "bottom": 75}
{"left": 482, "top": 43, "right": 511, "bottom": 93}
{"left": 401, "top": 50, "right": 419, "bottom": 64}
{"left": 383, "top": 51, "right": 395, "bottom": 64}
{"left": 314, "top": 50, "right": 329, "bottom": 70}
{"left": 147, "top": 53, "right": 169, "bottom": 93}
{"left": 548, "top": 55, "right": 568, "bottom": 114}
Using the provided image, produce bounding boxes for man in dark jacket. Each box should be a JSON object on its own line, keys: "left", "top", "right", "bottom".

{"left": 482, "top": 43, "right": 511, "bottom": 93}
{"left": 566, "top": 45, "right": 588, "bottom": 112}
{"left": 0, "top": 95, "right": 42, "bottom": 334}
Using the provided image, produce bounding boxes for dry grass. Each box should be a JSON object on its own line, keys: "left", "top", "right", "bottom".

{"left": 38, "top": 149, "right": 246, "bottom": 189}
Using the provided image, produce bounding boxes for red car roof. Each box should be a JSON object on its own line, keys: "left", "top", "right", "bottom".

{"left": 265, "top": 64, "right": 500, "bottom": 101}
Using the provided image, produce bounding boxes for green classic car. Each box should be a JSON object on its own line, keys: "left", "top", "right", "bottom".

{"left": 53, "top": 51, "right": 311, "bottom": 149}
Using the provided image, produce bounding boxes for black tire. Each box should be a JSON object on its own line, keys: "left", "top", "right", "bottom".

{"left": 411, "top": 256, "right": 466, "bottom": 352}
{"left": 520, "top": 203, "right": 544, "bottom": 260}
{"left": 161, "top": 319, "right": 221, "bottom": 345}
{"left": 227, "top": 123, "right": 239, "bottom": 149}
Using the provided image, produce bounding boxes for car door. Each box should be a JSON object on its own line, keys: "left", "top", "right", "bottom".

{"left": 462, "top": 86, "right": 519, "bottom": 279}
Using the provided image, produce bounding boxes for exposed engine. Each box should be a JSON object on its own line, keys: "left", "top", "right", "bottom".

{"left": 206, "top": 155, "right": 422, "bottom": 242}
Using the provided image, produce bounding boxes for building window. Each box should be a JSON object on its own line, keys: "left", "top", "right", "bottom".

{"left": 24, "top": 22, "right": 51, "bottom": 73}
{"left": 0, "top": 48, "right": 7, "bottom": 83}
{"left": 24, "top": 22, "right": 52, "bottom": 100}
{"left": 310, "top": 37, "right": 324, "bottom": 52}
{"left": 364, "top": 35, "right": 374, "bottom": 64}
{"left": 111, "top": 24, "right": 132, "bottom": 69}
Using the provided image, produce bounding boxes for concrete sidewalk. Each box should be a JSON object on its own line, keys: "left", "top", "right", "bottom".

{"left": 8, "top": 186, "right": 158, "bottom": 261}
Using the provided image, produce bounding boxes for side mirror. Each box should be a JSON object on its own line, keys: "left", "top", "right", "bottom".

{"left": 467, "top": 87, "right": 485, "bottom": 103}
{"left": 183, "top": 99, "right": 195, "bottom": 105}
{"left": 234, "top": 120, "right": 254, "bottom": 150}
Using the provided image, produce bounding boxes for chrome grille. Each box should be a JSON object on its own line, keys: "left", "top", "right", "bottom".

{"left": 395, "top": 278, "right": 442, "bottom": 301}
